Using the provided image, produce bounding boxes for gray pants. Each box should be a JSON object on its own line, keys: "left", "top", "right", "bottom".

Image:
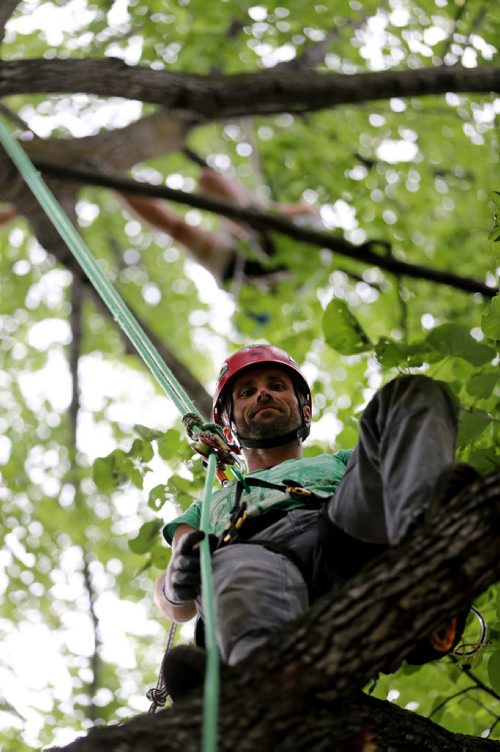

{"left": 200, "top": 375, "right": 458, "bottom": 665}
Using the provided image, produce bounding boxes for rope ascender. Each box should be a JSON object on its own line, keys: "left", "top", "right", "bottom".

{"left": 0, "top": 116, "right": 225, "bottom": 752}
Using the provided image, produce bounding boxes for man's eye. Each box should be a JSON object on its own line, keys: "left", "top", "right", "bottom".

{"left": 272, "top": 382, "right": 285, "bottom": 390}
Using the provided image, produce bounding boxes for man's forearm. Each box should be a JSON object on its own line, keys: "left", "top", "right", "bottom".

{"left": 154, "top": 523, "right": 199, "bottom": 622}
{"left": 154, "top": 571, "right": 197, "bottom": 622}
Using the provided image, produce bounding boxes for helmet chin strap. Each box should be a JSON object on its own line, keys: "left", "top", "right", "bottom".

{"left": 231, "top": 421, "right": 310, "bottom": 450}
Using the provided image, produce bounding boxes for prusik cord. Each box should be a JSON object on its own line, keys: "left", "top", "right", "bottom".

{"left": 0, "top": 117, "right": 220, "bottom": 752}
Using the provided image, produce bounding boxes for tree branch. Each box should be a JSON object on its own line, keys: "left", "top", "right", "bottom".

{"left": 33, "top": 160, "right": 498, "bottom": 297}
{"left": 1, "top": 59, "right": 498, "bottom": 117}
{"left": 50, "top": 471, "right": 500, "bottom": 750}
{"left": 459, "top": 664, "right": 500, "bottom": 705}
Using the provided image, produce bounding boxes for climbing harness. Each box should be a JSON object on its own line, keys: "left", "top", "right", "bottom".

{"left": 0, "top": 117, "right": 224, "bottom": 752}
{"left": 217, "top": 475, "right": 327, "bottom": 546}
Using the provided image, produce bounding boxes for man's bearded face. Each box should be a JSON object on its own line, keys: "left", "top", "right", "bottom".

{"left": 230, "top": 366, "right": 303, "bottom": 442}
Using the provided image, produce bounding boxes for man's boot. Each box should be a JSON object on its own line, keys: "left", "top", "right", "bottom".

{"left": 161, "top": 644, "right": 206, "bottom": 701}
{"left": 407, "top": 462, "right": 481, "bottom": 665}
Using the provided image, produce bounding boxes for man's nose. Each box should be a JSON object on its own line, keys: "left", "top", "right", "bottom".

{"left": 256, "top": 385, "right": 271, "bottom": 401}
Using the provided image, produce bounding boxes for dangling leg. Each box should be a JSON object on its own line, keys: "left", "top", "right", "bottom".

{"left": 202, "top": 541, "right": 309, "bottom": 665}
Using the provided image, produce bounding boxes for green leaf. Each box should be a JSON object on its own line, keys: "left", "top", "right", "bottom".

{"left": 148, "top": 483, "right": 169, "bottom": 511}
{"left": 166, "top": 472, "right": 197, "bottom": 511}
{"left": 168, "top": 474, "right": 194, "bottom": 493}
{"left": 457, "top": 409, "right": 491, "bottom": 448}
{"left": 128, "top": 438, "right": 154, "bottom": 462}
{"left": 322, "top": 298, "right": 371, "bottom": 355}
{"left": 93, "top": 452, "right": 128, "bottom": 491}
{"left": 481, "top": 295, "right": 500, "bottom": 341}
{"left": 466, "top": 371, "right": 499, "bottom": 399}
{"left": 128, "top": 520, "right": 163, "bottom": 555}
{"left": 467, "top": 448, "right": 500, "bottom": 474}
{"left": 157, "top": 429, "right": 184, "bottom": 461}
{"left": 151, "top": 544, "right": 171, "bottom": 570}
{"left": 487, "top": 651, "right": 500, "bottom": 695}
{"left": 134, "top": 424, "right": 164, "bottom": 441}
{"left": 426, "top": 324, "right": 495, "bottom": 365}
{"left": 374, "top": 337, "right": 430, "bottom": 368}
{"left": 429, "top": 695, "right": 446, "bottom": 723}
{"left": 488, "top": 191, "right": 500, "bottom": 243}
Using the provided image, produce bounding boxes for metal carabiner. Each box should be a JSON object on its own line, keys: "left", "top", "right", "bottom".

{"left": 453, "top": 605, "right": 488, "bottom": 658}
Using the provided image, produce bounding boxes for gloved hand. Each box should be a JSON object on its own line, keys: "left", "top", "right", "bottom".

{"left": 163, "top": 531, "right": 217, "bottom": 606}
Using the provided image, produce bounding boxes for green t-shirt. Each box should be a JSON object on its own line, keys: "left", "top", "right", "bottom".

{"left": 162, "top": 450, "right": 352, "bottom": 544}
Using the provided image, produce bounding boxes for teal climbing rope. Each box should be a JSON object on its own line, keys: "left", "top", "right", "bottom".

{"left": 0, "top": 116, "right": 219, "bottom": 752}
{"left": 199, "top": 452, "right": 219, "bottom": 750}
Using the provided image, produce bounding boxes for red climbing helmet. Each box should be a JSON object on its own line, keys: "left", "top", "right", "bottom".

{"left": 213, "top": 344, "right": 312, "bottom": 438}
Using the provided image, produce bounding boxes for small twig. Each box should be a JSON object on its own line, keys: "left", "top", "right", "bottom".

{"left": 459, "top": 663, "right": 500, "bottom": 704}
{"left": 429, "top": 686, "right": 482, "bottom": 719}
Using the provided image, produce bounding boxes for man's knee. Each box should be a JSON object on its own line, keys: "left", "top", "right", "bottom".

{"left": 384, "top": 373, "right": 451, "bottom": 396}
{"left": 376, "top": 374, "right": 458, "bottom": 420}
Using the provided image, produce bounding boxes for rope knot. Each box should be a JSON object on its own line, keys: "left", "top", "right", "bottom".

{"left": 146, "top": 686, "right": 169, "bottom": 713}
{"left": 182, "top": 412, "right": 204, "bottom": 438}
{"left": 182, "top": 412, "right": 240, "bottom": 483}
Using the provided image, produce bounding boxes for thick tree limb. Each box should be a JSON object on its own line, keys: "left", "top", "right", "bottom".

{"left": 20, "top": 110, "right": 191, "bottom": 171}
{"left": 51, "top": 690, "right": 500, "bottom": 752}
{"left": 33, "top": 160, "right": 498, "bottom": 297}
{"left": 0, "top": 59, "right": 498, "bottom": 117}
{"left": 51, "top": 471, "right": 500, "bottom": 751}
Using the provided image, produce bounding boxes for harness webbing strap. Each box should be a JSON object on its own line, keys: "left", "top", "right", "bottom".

{"left": 0, "top": 117, "right": 219, "bottom": 752}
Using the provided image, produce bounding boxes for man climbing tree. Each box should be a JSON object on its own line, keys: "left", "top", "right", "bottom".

{"left": 154, "top": 343, "right": 480, "bottom": 698}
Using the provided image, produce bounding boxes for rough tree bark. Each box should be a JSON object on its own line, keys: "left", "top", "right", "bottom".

{"left": 50, "top": 470, "right": 500, "bottom": 751}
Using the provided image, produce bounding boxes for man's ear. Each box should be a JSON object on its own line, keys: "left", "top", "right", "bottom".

{"left": 303, "top": 405, "right": 312, "bottom": 423}
{"left": 223, "top": 425, "right": 234, "bottom": 442}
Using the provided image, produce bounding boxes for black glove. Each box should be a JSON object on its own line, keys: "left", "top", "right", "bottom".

{"left": 163, "top": 531, "right": 217, "bottom": 606}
